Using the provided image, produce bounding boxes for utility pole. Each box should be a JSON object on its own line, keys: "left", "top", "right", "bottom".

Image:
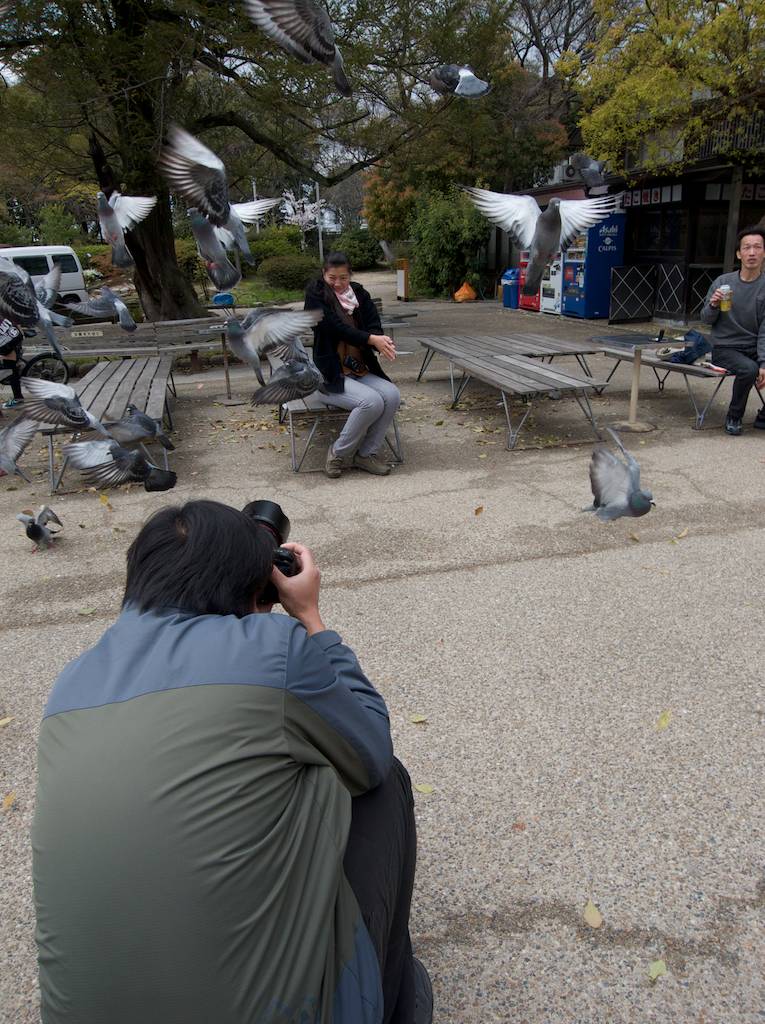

{"left": 316, "top": 181, "right": 324, "bottom": 262}
{"left": 251, "top": 178, "right": 260, "bottom": 234}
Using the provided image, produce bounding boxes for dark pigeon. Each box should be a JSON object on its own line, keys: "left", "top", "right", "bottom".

{"left": 585, "top": 427, "right": 655, "bottom": 522}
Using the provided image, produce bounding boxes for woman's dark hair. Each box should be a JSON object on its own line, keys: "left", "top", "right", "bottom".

{"left": 736, "top": 226, "right": 765, "bottom": 249}
{"left": 323, "top": 251, "right": 352, "bottom": 272}
{"left": 123, "top": 500, "right": 275, "bottom": 617}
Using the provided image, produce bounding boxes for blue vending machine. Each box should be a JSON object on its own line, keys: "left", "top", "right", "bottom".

{"left": 562, "top": 212, "right": 625, "bottom": 319}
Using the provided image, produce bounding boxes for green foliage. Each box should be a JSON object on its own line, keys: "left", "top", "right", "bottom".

{"left": 258, "top": 254, "right": 319, "bottom": 290}
{"left": 38, "top": 203, "right": 80, "bottom": 244}
{"left": 0, "top": 220, "right": 35, "bottom": 245}
{"left": 330, "top": 228, "right": 381, "bottom": 270}
{"left": 232, "top": 279, "right": 305, "bottom": 306}
{"left": 409, "top": 190, "right": 491, "bottom": 298}
{"left": 72, "top": 244, "right": 111, "bottom": 271}
{"left": 174, "top": 238, "right": 205, "bottom": 284}
{"left": 363, "top": 172, "right": 418, "bottom": 241}
{"left": 247, "top": 225, "right": 302, "bottom": 267}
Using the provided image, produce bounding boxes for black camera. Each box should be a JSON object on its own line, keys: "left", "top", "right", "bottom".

{"left": 242, "top": 499, "right": 300, "bottom": 605}
{"left": 343, "top": 353, "right": 366, "bottom": 375}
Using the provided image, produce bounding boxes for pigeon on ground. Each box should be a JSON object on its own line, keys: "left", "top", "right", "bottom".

{"left": 96, "top": 189, "right": 157, "bottom": 268}
{"left": 226, "top": 308, "right": 323, "bottom": 386}
{"left": 464, "top": 188, "right": 622, "bottom": 295}
{"left": 570, "top": 153, "right": 608, "bottom": 193}
{"left": 430, "top": 65, "right": 490, "bottom": 98}
{"left": 242, "top": 0, "right": 352, "bottom": 97}
{"left": 188, "top": 208, "right": 241, "bottom": 292}
{"left": 0, "top": 258, "right": 68, "bottom": 357}
{"left": 585, "top": 428, "right": 655, "bottom": 522}
{"left": 20, "top": 378, "right": 110, "bottom": 436}
{"left": 16, "top": 505, "right": 62, "bottom": 550}
{"left": 63, "top": 440, "right": 177, "bottom": 491}
{"left": 0, "top": 416, "right": 39, "bottom": 482}
{"left": 67, "top": 285, "right": 137, "bottom": 332}
{"left": 103, "top": 404, "right": 174, "bottom": 450}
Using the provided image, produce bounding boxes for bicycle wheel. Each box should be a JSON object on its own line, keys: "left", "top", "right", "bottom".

{"left": 22, "top": 352, "right": 70, "bottom": 385}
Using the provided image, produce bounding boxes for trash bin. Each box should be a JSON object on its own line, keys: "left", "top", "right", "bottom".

{"left": 396, "top": 258, "right": 410, "bottom": 301}
{"left": 501, "top": 268, "right": 520, "bottom": 309}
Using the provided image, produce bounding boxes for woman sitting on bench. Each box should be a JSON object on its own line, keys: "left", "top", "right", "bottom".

{"left": 304, "top": 252, "right": 400, "bottom": 478}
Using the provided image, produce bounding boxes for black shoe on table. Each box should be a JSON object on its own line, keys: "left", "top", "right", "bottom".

{"left": 725, "top": 417, "right": 743, "bottom": 435}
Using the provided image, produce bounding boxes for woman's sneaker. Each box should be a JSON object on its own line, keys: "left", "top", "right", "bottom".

{"left": 2, "top": 397, "right": 23, "bottom": 409}
{"left": 353, "top": 451, "right": 391, "bottom": 475}
{"left": 325, "top": 445, "right": 345, "bottom": 478}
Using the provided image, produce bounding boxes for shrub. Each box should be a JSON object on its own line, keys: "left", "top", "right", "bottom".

{"left": 409, "top": 189, "right": 491, "bottom": 297}
{"left": 248, "top": 224, "right": 302, "bottom": 266}
{"left": 258, "top": 253, "right": 318, "bottom": 290}
{"left": 174, "top": 238, "right": 205, "bottom": 283}
{"left": 331, "top": 228, "right": 380, "bottom": 271}
{"left": 73, "top": 244, "right": 113, "bottom": 271}
{"left": 0, "top": 221, "right": 35, "bottom": 245}
{"left": 39, "top": 203, "right": 79, "bottom": 245}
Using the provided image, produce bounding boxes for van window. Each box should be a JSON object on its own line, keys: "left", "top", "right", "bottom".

{"left": 13, "top": 255, "right": 50, "bottom": 275}
{"left": 52, "top": 254, "right": 78, "bottom": 274}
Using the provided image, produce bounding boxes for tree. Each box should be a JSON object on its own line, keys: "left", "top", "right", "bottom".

{"left": 39, "top": 204, "right": 79, "bottom": 244}
{"left": 409, "top": 187, "right": 491, "bottom": 296}
{"left": 577, "top": 0, "right": 765, "bottom": 173}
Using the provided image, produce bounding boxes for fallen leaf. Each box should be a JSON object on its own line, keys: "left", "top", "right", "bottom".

{"left": 474, "top": 505, "right": 484, "bottom": 516}
{"left": 196, "top": 383, "right": 204, "bottom": 390}
{"left": 2, "top": 792, "right": 16, "bottom": 812}
{"left": 98, "top": 493, "right": 113, "bottom": 511}
{"left": 583, "top": 900, "right": 603, "bottom": 928}
{"left": 629, "top": 532, "right": 640, "bottom": 543}
{"left": 78, "top": 523, "right": 86, "bottom": 529}
{"left": 656, "top": 709, "right": 672, "bottom": 731}
{"left": 434, "top": 420, "right": 444, "bottom": 426}
{"left": 648, "top": 959, "right": 668, "bottom": 981}
{"left": 511, "top": 821, "right": 526, "bottom": 832}
{"left": 478, "top": 454, "right": 488, "bottom": 459}
{"left": 0, "top": 716, "right": 13, "bottom": 728}
{"left": 676, "top": 528, "right": 689, "bottom": 540}
{"left": 77, "top": 607, "right": 96, "bottom": 616}
{"left": 414, "top": 784, "right": 434, "bottom": 795}
{"left": 410, "top": 714, "right": 428, "bottom": 724}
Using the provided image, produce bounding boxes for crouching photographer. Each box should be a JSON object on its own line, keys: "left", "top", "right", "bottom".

{"left": 33, "top": 499, "right": 432, "bottom": 1024}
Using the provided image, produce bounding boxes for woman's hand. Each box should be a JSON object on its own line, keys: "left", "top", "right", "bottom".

{"left": 271, "top": 542, "right": 325, "bottom": 635}
{"left": 368, "top": 334, "right": 397, "bottom": 361}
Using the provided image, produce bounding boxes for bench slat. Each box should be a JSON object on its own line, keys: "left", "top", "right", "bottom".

{"left": 103, "top": 358, "right": 153, "bottom": 421}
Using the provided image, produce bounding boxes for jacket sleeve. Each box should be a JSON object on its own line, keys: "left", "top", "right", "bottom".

{"left": 304, "top": 288, "right": 372, "bottom": 348}
{"left": 700, "top": 276, "right": 722, "bottom": 325}
{"left": 283, "top": 624, "right": 394, "bottom": 795}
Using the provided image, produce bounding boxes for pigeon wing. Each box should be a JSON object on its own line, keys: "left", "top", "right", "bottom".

{"left": 38, "top": 505, "right": 62, "bottom": 528}
{"left": 243, "top": 0, "right": 337, "bottom": 64}
{"left": 589, "top": 447, "right": 632, "bottom": 508}
{"left": 0, "top": 270, "right": 38, "bottom": 324}
{"left": 0, "top": 416, "right": 39, "bottom": 462}
{"left": 251, "top": 367, "right": 320, "bottom": 405}
{"left": 557, "top": 194, "right": 622, "bottom": 250}
{"left": 229, "top": 198, "right": 282, "bottom": 224}
{"left": 463, "top": 188, "right": 540, "bottom": 249}
{"left": 159, "top": 125, "right": 230, "bottom": 226}
{"left": 35, "top": 263, "right": 62, "bottom": 307}
{"left": 63, "top": 441, "right": 142, "bottom": 486}
{"left": 247, "top": 309, "right": 323, "bottom": 360}
{"left": 109, "top": 192, "right": 158, "bottom": 230}
{"left": 67, "top": 294, "right": 117, "bottom": 318}
{"left": 455, "top": 68, "right": 490, "bottom": 98}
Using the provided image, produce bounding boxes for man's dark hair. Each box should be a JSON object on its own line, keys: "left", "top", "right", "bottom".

{"left": 323, "top": 251, "right": 352, "bottom": 272}
{"left": 736, "top": 226, "right": 765, "bottom": 249}
{"left": 123, "top": 500, "right": 275, "bottom": 617}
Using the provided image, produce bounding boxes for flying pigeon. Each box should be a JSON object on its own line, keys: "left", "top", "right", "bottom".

{"left": 226, "top": 308, "right": 323, "bottom": 386}
{"left": 103, "top": 404, "right": 174, "bottom": 450}
{"left": 0, "top": 258, "right": 68, "bottom": 357}
{"left": 215, "top": 198, "right": 282, "bottom": 264}
{"left": 570, "top": 153, "right": 608, "bottom": 193}
{"left": 34, "top": 264, "right": 62, "bottom": 309}
{"left": 67, "top": 285, "right": 137, "bottom": 332}
{"left": 63, "top": 439, "right": 177, "bottom": 491}
{"left": 0, "top": 416, "right": 39, "bottom": 482}
{"left": 242, "top": 0, "right": 352, "bottom": 97}
{"left": 430, "top": 65, "right": 490, "bottom": 98}
{"left": 464, "top": 187, "right": 622, "bottom": 295}
{"left": 585, "top": 428, "right": 655, "bottom": 522}
{"left": 20, "top": 378, "right": 110, "bottom": 436}
{"left": 250, "top": 332, "right": 325, "bottom": 405}
{"left": 188, "top": 208, "right": 241, "bottom": 292}
{"left": 96, "top": 189, "right": 157, "bottom": 267}
{"left": 16, "top": 505, "right": 62, "bottom": 550}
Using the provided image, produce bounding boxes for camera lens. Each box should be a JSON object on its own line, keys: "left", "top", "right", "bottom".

{"left": 241, "top": 500, "right": 291, "bottom": 545}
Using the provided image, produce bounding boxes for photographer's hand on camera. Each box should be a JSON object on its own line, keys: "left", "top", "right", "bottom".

{"left": 271, "top": 542, "right": 325, "bottom": 635}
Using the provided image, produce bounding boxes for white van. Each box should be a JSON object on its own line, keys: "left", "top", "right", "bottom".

{"left": 0, "top": 245, "right": 89, "bottom": 304}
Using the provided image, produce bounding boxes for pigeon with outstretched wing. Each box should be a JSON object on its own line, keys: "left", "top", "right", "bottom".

{"left": 430, "top": 65, "right": 490, "bottom": 98}
{"left": 67, "top": 285, "right": 137, "bottom": 332}
{"left": 570, "top": 153, "right": 608, "bottom": 193}
{"left": 226, "top": 308, "right": 323, "bottom": 386}
{"left": 97, "top": 190, "right": 157, "bottom": 267}
{"left": 103, "top": 404, "right": 174, "bottom": 450}
{"left": 188, "top": 208, "right": 241, "bottom": 292}
{"left": 0, "top": 416, "right": 39, "bottom": 482}
{"left": 21, "top": 378, "right": 110, "bottom": 436}
{"left": 0, "top": 258, "right": 68, "bottom": 356}
{"left": 585, "top": 428, "right": 655, "bottom": 522}
{"left": 16, "top": 505, "right": 62, "bottom": 550}
{"left": 63, "top": 439, "right": 177, "bottom": 491}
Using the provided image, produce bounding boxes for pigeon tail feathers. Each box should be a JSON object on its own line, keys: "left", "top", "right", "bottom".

{"left": 111, "top": 241, "right": 134, "bottom": 268}
{"left": 333, "top": 50, "right": 352, "bottom": 96}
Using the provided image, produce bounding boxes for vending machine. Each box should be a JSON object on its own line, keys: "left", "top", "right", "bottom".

{"left": 540, "top": 253, "right": 562, "bottom": 314}
{"left": 518, "top": 251, "right": 541, "bottom": 312}
{"left": 562, "top": 213, "right": 625, "bottom": 319}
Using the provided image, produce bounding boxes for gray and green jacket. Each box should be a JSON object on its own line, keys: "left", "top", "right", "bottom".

{"left": 701, "top": 271, "right": 765, "bottom": 364}
{"left": 33, "top": 606, "right": 394, "bottom": 1024}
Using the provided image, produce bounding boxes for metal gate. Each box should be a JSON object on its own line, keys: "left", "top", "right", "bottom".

{"left": 609, "top": 265, "right": 657, "bottom": 323}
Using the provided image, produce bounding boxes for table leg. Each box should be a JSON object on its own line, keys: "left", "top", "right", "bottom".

{"left": 612, "top": 346, "right": 655, "bottom": 433}
{"left": 222, "top": 331, "right": 231, "bottom": 400}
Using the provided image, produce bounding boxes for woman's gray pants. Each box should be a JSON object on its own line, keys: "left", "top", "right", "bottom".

{"left": 323, "top": 375, "right": 401, "bottom": 459}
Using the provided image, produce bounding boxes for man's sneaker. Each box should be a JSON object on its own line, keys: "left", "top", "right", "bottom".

{"left": 353, "top": 451, "right": 392, "bottom": 475}
{"left": 725, "top": 417, "right": 743, "bottom": 436}
{"left": 325, "top": 445, "right": 344, "bottom": 478}
{"left": 753, "top": 413, "right": 765, "bottom": 430}
{"left": 2, "top": 397, "right": 23, "bottom": 409}
{"left": 413, "top": 957, "right": 433, "bottom": 1024}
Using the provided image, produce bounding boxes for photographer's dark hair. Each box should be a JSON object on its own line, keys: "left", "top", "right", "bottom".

{"left": 323, "top": 251, "right": 352, "bottom": 273}
{"left": 736, "top": 225, "right": 765, "bottom": 249}
{"left": 123, "top": 500, "right": 275, "bottom": 617}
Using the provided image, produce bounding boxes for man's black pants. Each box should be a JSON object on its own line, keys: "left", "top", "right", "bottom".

{"left": 0, "top": 356, "right": 22, "bottom": 399}
{"left": 344, "top": 758, "right": 417, "bottom": 1024}
{"left": 711, "top": 344, "right": 764, "bottom": 421}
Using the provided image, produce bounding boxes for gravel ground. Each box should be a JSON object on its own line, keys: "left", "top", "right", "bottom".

{"left": 1, "top": 288, "right": 763, "bottom": 1023}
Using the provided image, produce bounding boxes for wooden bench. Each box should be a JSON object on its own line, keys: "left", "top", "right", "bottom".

{"left": 601, "top": 347, "right": 765, "bottom": 428}
{"left": 417, "top": 335, "right": 606, "bottom": 449}
{"left": 44, "top": 356, "right": 175, "bottom": 492}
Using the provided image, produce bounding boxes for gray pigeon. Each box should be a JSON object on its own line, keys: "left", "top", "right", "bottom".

{"left": 16, "top": 505, "right": 62, "bottom": 550}
{"left": 215, "top": 198, "right": 282, "bottom": 264}
{"left": 0, "top": 258, "right": 68, "bottom": 357}
{"left": 0, "top": 416, "right": 39, "bottom": 482}
{"left": 243, "top": 0, "right": 352, "bottom": 97}
{"left": 188, "top": 208, "right": 241, "bottom": 292}
{"left": 103, "top": 404, "right": 174, "bottom": 450}
{"left": 430, "top": 65, "right": 490, "bottom": 98}
{"left": 585, "top": 428, "right": 655, "bottom": 522}
{"left": 67, "top": 286, "right": 137, "bottom": 332}
{"left": 96, "top": 190, "right": 157, "bottom": 267}
{"left": 20, "top": 378, "right": 110, "bottom": 436}
{"left": 63, "top": 439, "right": 177, "bottom": 492}
{"left": 34, "top": 263, "right": 62, "bottom": 309}
{"left": 570, "top": 153, "right": 608, "bottom": 193}
{"left": 250, "top": 331, "right": 326, "bottom": 406}
{"left": 465, "top": 187, "right": 622, "bottom": 295}
{"left": 226, "top": 308, "right": 323, "bottom": 386}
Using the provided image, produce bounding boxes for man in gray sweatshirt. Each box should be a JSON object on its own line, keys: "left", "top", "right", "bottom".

{"left": 701, "top": 226, "right": 765, "bottom": 434}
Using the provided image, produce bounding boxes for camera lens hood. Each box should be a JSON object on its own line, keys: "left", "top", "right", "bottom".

{"left": 242, "top": 500, "right": 291, "bottom": 545}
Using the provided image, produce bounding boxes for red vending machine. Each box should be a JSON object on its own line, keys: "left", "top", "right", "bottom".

{"left": 518, "top": 251, "right": 541, "bottom": 312}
